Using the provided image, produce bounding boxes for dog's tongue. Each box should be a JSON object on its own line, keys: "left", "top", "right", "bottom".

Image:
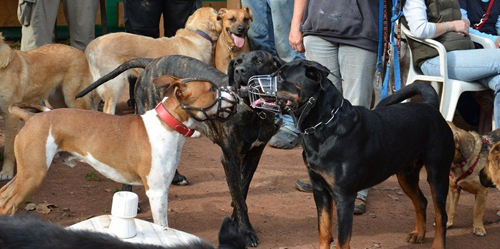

{"left": 232, "top": 34, "right": 245, "bottom": 48}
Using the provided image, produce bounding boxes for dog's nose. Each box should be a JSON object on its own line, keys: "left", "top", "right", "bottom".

{"left": 235, "top": 66, "right": 246, "bottom": 75}
{"left": 237, "top": 25, "right": 246, "bottom": 33}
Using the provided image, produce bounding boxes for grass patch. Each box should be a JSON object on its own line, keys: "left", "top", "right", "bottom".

{"left": 85, "top": 171, "right": 104, "bottom": 181}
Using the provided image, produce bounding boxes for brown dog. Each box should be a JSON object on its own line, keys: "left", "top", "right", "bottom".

{"left": 486, "top": 142, "right": 500, "bottom": 188}
{"left": 447, "top": 122, "right": 500, "bottom": 236}
{"left": 85, "top": 7, "right": 223, "bottom": 114}
{"left": 0, "top": 77, "right": 236, "bottom": 226}
{"left": 0, "top": 35, "right": 99, "bottom": 181}
{"left": 214, "top": 8, "right": 252, "bottom": 73}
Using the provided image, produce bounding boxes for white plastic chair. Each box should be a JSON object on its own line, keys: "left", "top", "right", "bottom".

{"left": 401, "top": 23, "right": 496, "bottom": 122}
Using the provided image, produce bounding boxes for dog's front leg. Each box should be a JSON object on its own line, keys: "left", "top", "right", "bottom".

{"left": 145, "top": 186, "right": 170, "bottom": 227}
{"left": 332, "top": 191, "right": 355, "bottom": 249}
{"left": 309, "top": 170, "right": 335, "bottom": 249}
{"left": 0, "top": 114, "right": 20, "bottom": 180}
{"left": 472, "top": 182, "right": 489, "bottom": 236}
{"left": 221, "top": 149, "right": 258, "bottom": 247}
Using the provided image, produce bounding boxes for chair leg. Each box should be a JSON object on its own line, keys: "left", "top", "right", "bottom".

{"left": 440, "top": 85, "right": 462, "bottom": 121}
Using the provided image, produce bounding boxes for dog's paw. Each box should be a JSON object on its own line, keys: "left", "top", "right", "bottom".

{"left": 240, "top": 228, "right": 259, "bottom": 247}
{"left": 0, "top": 171, "right": 13, "bottom": 181}
{"left": 473, "top": 226, "right": 486, "bottom": 236}
{"left": 405, "top": 231, "right": 425, "bottom": 244}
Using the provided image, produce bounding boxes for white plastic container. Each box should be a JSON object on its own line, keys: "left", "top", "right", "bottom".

{"left": 108, "top": 191, "right": 139, "bottom": 239}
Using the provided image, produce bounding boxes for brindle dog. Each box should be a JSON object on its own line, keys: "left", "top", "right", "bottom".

{"left": 76, "top": 51, "right": 283, "bottom": 247}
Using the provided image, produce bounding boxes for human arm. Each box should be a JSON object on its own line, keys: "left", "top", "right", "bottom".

{"left": 461, "top": 8, "right": 500, "bottom": 47}
{"left": 403, "top": 0, "right": 469, "bottom": 39}
{"left": 289, "top": 0, "right": 306, "bottom": 52}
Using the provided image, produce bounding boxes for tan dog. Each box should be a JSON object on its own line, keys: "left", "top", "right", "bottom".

{"left": 447, "top": 122, "right": 500, "bottom": 236}
{"left": 0, "top": 35, "right": 99, "bottom": 181}
{"left": 214, "top": 8, "right": 252, "bottom": 73}
{"left": 0, "top": 77, "right": 236, "bottom": 227}
{"left": 85, "top": 7, "right": 222, "bottom": 114}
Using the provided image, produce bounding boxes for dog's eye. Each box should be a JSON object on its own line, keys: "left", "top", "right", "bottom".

{"left": 243, "top": 18, "right": 249, "bottom": 22}
{"left": 229, "top": 17, "right": 236, "bottom": 22}
{"left": 255, "top": 60, "right": 262, "bottom": 65}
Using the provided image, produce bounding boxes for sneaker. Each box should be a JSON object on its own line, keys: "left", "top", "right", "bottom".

{"left": 268, "top": 128, "right": 300, "bottom": 149}
{"left": 353, "top": 198, "right": 366, "bottom": 215}
{"left": 295, "top": 178, "right": 313, "bottom": 192}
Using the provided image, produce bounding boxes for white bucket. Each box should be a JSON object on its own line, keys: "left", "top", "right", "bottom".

{"left": 108, "top": 191, "right": 139, "bottom": 239}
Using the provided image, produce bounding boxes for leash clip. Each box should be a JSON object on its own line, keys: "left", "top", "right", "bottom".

{"left": 303, "top": 127, "right": 316, "bottom": 135}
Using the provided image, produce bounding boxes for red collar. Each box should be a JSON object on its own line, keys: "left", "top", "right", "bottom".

{"left": 155, "top": 102, "right": 195, "bottom": 137}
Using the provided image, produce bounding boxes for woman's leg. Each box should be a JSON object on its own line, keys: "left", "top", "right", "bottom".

{"left": 420, "top": 49, "right": 500, "bottom": 81}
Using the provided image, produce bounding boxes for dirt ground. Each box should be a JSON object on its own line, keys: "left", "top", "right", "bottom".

{"left": 1, "top": 99, "right": 500, "bottom": 249}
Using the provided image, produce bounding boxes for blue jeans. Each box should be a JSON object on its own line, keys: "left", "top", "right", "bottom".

{"left": 240, "top": 0, "right": 304, "bottom": 62}
{"left": 420, "top": 49, "right": 500, "bottom": 126}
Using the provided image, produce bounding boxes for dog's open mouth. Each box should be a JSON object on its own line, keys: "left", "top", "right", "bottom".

{"left": 227, "top": 29, "right": 245, "bottom": 48}
{"left": 247, "top": 74, "right": 289, "bottom": 113}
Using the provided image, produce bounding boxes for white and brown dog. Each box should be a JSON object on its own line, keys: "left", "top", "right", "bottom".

{"left": 0, "top": 34, "right": 100, "bottom": 181}
{"left": 0, "top": 76, "right": 236, "bottom": 227}
{"left": 85, "top": 7, "right": 222, "bottom": 114}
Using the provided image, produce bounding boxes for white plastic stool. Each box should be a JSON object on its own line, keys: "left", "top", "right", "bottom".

{"left": 109, "top": 191, "right": 139, "bottom": 238}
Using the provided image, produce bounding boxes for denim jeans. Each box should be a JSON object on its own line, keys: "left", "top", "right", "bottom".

{"left": 240, "top": 0, "right": 305, "bottom": 62}
{"left": 303, "top": 35, "right": 376, "bottom": 108}
{"left": 241, "top": 0, "right": 304, "bottom": 134}
{"left": 420, "top": 49, "right": 500, "bottom": 126}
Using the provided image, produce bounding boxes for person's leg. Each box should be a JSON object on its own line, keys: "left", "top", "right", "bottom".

{"left": 303, "top": 35, "right": 342, "bottom": 91}
{"left": 123, "top": 0, "right": 163, "bottom": 38}
{"left": 268, "top": 0, "right": 304, "bottom": 62}
{"left": 63, "top": 0, "right": 98, "bottom": 51}
{"left": 478, "top": 74, "right": 500, "bottom": 127}
{"left": 338, "top": 44, "right": 376, "bottom": 108}
{"left": 421, "top": 49, "right": 500, "bottom": 127}
{"left": 163, "top": 0, "right": 198, "bottom": 38}
{"left": 241, "top": 0, "right": 276, "bottom": 55}
{"left": 269, "top": 114, "right": 300, "bottom": 149}
{"left": 18, "top": 0, "right": 60, "bottom": 51}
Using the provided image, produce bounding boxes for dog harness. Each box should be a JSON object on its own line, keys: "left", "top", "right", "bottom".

{"left": 450, "top": 138, "right": 494, "bottom": 185}
{"left": 155, "top": 102, "right": 195, "bottom": 137}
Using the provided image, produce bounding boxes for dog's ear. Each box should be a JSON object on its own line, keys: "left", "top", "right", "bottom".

{"left": 153, "top": 75, "right": 180, "bottom": 96}
{"left": 305, "top": 64, "right": 331, "bottom": 90}
{"left": 0, "top": 35, "right": 13, "bottom": 69}
{"left": 217, "top": 8, "right": 227, "bottom": 20}
{"left": 244, "top": 7, "right": 253, "bottom": 21}
{"left": 227, "top": 58, "right": 237, "bottom": 88}
{"left": 272, "top": 56, "right": 285, "bottom": 69}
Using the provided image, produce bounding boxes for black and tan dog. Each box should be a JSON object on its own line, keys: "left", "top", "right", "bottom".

{"left": 214, "top": 8, "right": 252, "bottom": 73}
{"left": 76, "top": 51, "right": 283, "bottom": 247}
{"left": 447, "top": 122, "right": 500, "bottom": 236}
{"left": 266, "top": 60, "right": 454, "bottom": 249}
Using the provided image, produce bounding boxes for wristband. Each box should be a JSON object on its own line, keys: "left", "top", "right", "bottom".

{"left": 443, "top": 22, "right": 450, "bottom": 32}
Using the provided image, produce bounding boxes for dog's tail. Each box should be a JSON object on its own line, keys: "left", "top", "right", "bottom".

{"left": 9, "top": 103, "right": 51, "bottom": 122}
{"left": 75, "top": 58, "right": 154, "bottom": 99}
{"left": 218, "top": 217, "right": 246, "bottom": 249}
{"left": 375, "top": 82, "right": 439, "bottom": 109}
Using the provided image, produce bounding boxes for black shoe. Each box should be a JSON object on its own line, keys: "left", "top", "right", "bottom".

{"left": 295, "top": 178, "right": 313, "bottom": 193}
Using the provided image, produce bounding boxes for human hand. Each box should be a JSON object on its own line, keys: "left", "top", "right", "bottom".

{"left": 449, "top": 20, "right": 469, "bottom": 36}
{"left": 495, "top": 37, "right": 500, "bottom": 48}
{"left": 289, "top": 26, "right": 305, "bottom": 52}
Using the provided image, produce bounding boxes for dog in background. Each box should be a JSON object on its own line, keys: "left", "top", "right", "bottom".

{"left": 214, "top": 8, "right": 252, "bottom": 73}
{"left": 486, "top": 142, "right": 500, "bottom": 188}
{"left": 85, "top": 7, "right": 222, "bottom": 114}
{"left": 446, "top": 122, "right": 500, "bottom": 236}
{"left": 0, "top": 215, "right": 245, "bottom": 249}
{"left": 0, "top": 78, "right": 236, "bottom": 228}
{"left": 0, "top": 35, "right": 100, "bottom": 181}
